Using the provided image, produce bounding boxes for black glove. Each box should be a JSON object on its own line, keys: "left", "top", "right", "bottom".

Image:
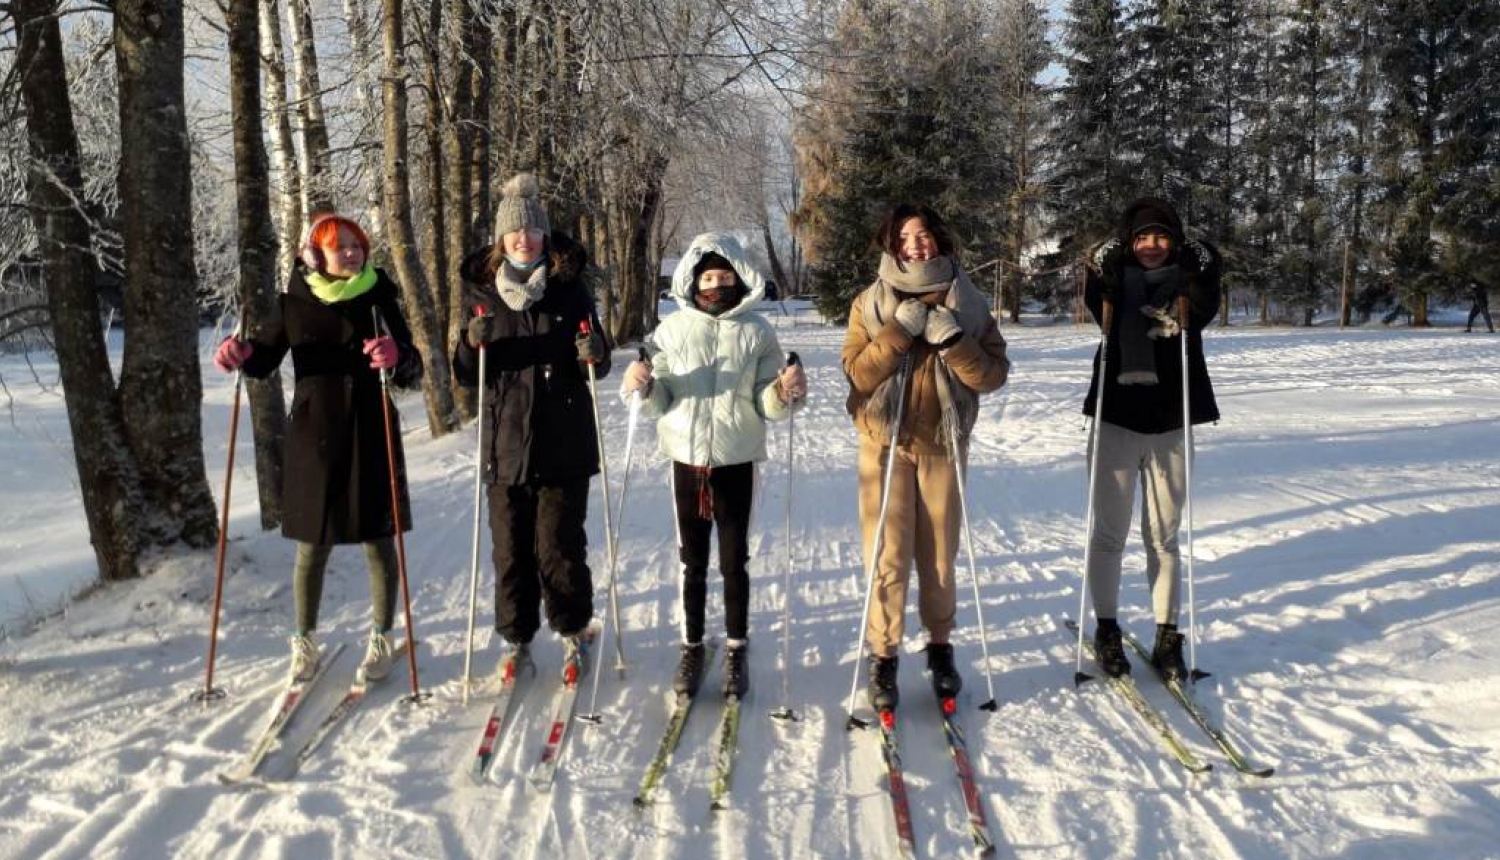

{"left": 575, "top": 328, "right": 607, "bottom": 364}
{"left": 467, "top": 312, "right": 502, "bottom": 347}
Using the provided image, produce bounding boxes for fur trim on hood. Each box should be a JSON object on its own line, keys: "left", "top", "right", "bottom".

{"left": 669, "top": 233, "right": 767, "bottom": 319}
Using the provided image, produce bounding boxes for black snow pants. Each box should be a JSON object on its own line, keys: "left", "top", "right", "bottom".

{"left": 488, "top": 478, "right": 595, "bottom": 643}
{"left": 672, "top": 461, "right": 755, "bottom": 644}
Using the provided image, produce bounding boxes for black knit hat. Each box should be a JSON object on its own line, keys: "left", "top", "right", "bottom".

{"left": 1125, "top": 197, "right": 1184, "bottom": 241}
{"left": 692, "top": 252, "right": 736, "bottom": 281}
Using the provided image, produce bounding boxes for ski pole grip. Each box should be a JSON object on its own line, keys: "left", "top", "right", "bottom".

{"left": 637, "top": 347, "right": 649, "bottom": 364}
{"left": 787, "top": 351, "right": 801, "bottom": 368}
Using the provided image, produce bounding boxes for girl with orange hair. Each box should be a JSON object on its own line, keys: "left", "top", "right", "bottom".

{"left": 215, "top": 214, "right": 423, "bottom": 684}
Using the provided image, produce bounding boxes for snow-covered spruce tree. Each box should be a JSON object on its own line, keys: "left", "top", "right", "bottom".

{"left": 1200, "top": 0, "right": 1256, "bottom": 325}
{"left": 1328, "top": 0, "right": 1382, "bottom": 324}
{"left": 1117, "top": 0, "right": 1219, "bottom": 223}
{"left": 794, "top": 0, "right": 1012, "bottom": 323}
{"left": 1371, "top": 0, "right": 1493, "bottom": 326}
{"left": 1049, "top": 0, "right": 1129, "bottom": 264}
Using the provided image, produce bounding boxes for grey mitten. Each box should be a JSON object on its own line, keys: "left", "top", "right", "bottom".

{"left": 893, "top": 299, "right": 929, "bottom": 337}
{"left": 924, "top": 306, "right": 963, "bottom": 348}
{"left": 467, "top": 313, "right": 502, "bottom": 346}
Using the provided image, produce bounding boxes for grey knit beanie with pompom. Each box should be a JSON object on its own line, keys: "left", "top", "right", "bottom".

{"left": 494, "top": 173, "right": 550, "bottom": 240}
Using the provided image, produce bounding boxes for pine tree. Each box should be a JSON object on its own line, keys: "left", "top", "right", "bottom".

{"left": 1051, "top": 0, "right": 1130, "bottom": 261}
{"left": 794, "top": 0, "right": 1012, "bottom": 322}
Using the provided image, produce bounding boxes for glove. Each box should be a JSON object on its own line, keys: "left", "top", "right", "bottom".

{"left": 776, "top": 363, "right": 807, "bottom": 403}
{"left": 621, "top": 359, "right": 653, "bottom": 394}
{"left": 1144, "top": 305, "right": 1182, "bottom": 340}
{"left": 893, "top": 299, "right": 928, "bottom": 337}
{"left": 467, "top": 312, "right": 502, "bottom": 347}
{"left": 575, "top": 328, "right": 607, "bottom": 364}
{"left": 213, "top": 337, "right": 253, "bottom": 372}
{"left": 923, "top": 306, "right": 963, "bottom": 349}
{"left": 363, "top": 336, "right": 399, "bottom": 370}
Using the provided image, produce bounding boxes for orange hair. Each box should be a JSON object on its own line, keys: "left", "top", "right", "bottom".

{"left": 309, "top": 215, "right": 371, "bottom": 257}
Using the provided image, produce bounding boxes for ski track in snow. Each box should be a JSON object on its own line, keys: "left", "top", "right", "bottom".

{"left": 4, "top": 320, "right": 1500, "bottom": 859}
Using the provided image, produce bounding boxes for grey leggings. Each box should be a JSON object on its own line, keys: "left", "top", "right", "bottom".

{"left": 294, "top": 538, "right": 398, "bottom": 634}
{"left": 1086, "top": 421, "right": 1186, "bottom": 624}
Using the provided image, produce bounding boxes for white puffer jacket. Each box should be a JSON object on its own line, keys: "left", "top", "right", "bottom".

{"left": 628, "top": 233, "right": 797, "bottom": 467}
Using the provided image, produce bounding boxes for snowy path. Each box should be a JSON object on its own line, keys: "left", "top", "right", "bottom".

{"left": 3, "top": 322, "right": 1500, "bottom": 860}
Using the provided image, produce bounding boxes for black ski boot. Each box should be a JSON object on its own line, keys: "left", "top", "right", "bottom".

{"left": 1151, "top": 623, "right": 1187, "bottom": 682}
{"left": 723, "top": 642, "right": 749, "bottom": 699}
{"left": 673, "top": 642, "right": 706, "bottom": 697}
{"left": 868, "top": 654, "right": 899, "bottom": 712}
{"left": 925, "top": 643, "right": 962, "bottom": 701}
{"left": 1093, "top": 618, "right": 1131, "bottom": 677}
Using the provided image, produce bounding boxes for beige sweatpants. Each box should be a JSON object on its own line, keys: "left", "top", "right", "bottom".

{"left": 858, "top": 438, "right": 962, "bottom": 657}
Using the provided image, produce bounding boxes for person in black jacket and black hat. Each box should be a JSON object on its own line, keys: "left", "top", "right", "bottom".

{"left": 453, "top": 173, "right": 611, "bottom": 685}
{"left": 214, "top": 213, "right": 423, "bottom": 685}
{"left": 1080, "top": 197, "right": 1220, "bottom": 683}
{"left": 1465, "top": 283, "right": 1494, "bottom": 333}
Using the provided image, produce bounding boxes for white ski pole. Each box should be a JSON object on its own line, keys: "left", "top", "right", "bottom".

{"left": 846, "top": 353, "right": 912, "bottom": 729}
{"left": 1177, "top": 295, "right": 1203, "bottom": 682}
{"left": 580, "top": 347, "right": 647, "bottom": 724}
{"left": 1075, "top": 300, "right": 1113, "bottom": 685}
{"left": 772, "top": 351, "right": 802, "bottom": 722}
{"left": 462, "top": 306, "right": 488, "bottom": 706}
{"left": 937, "top": 360, "right": 999, "bottom": 711}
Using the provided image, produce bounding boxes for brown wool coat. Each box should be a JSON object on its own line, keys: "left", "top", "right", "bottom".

{"left": 841, "top": 289, "right": 1010, "bottom": 456}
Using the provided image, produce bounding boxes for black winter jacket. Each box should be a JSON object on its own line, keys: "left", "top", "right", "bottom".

{"left": 1082, "top": 198, "right": 1221, "bottom": 434}
{"left": 452, "top": 232, "right": 611, "bottom": 486}
{"left": 242, "top": 267, "right": 422, "bottom": 544}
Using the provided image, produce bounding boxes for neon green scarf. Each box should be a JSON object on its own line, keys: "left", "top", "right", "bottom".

{"left": 304, "top": 264, "right": 378, "bottom": 304}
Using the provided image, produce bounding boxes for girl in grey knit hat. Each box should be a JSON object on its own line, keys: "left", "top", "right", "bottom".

{"left": 452, "top": 172, "right": 611, "bottom": 687}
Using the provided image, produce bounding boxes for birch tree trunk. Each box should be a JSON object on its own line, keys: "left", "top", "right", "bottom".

{"left": 114, "top": 0, "right": 218, "bottom": 548}
{"left": 15, "top": 0, "right": 146, "bottom": 579}
{"left": 343, "top": 0, "right": 386, "bottom": 242}
{"left": 260, "top": 0, "right": 303, "bottom": 284}
{"left": 227, "top": 0, "right": 287, "bottom": 530}
{"left": 286, "top": 0, "right": 334, "bottom": 213}
{"left": 382, "top": 0, "right": 460, "bottom": 436}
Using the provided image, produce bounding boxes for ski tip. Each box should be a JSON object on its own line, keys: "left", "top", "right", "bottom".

{"left": 978, "top": 699, "right": 998, "bottom": 713}
{"left": 1073, "top": 671, "right": 1094, "bottom": 688}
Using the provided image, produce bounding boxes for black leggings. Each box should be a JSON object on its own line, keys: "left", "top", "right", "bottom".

{"left": 672, "top": 461, "right": 755, "bottom": 643}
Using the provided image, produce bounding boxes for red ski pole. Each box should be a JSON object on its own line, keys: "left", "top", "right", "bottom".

{"left": 372, "top": 308, "right": 427, "bottom": 704}
{"left": 196, "top": 325, "right": 244, "bottom": 704}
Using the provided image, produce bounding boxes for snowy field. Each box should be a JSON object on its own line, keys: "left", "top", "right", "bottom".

{"left": 2, "top": 317, "right": 1499, "bottom": 860}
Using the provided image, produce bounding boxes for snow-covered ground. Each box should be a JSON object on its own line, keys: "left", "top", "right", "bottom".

{"left": 2, "top": 318, "right": 1499, "bottom": 860}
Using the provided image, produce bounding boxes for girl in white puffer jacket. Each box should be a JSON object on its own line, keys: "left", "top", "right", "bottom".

{"left": 620, "top": 233, "right": 806, "bottom": 700}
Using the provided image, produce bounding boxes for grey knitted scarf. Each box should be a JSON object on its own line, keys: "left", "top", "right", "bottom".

{"left": 496, "top": 260, "right": 548, "bottom": 312}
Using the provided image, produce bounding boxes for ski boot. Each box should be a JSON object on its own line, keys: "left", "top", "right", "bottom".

{"left": 673, "top": 642, "right": 706, "bottom": 697}
{"left": 868, "top": 654, "right": 899, "bottom": 713}
{"left": 925, "top": 642, "right": 963, "bottom": 701}
{"left": 1151, "top": 623, "right": 1187, "bottom": 682}
{"left": 723, "top": 641, "right": 749, "bottom": 700}
{"left": 1093, "top": 619, "right": 1131, "bottom": 678}
{"left": 560, "top": 630, "right": 591, "bottom": 685}
{"left": 497, "top": 639, "right": 532, "bottom": 685}
{"left": 358, "top": 629, "right": 397, "bottom": 682}
{"left": 289, "top": 632, "right": 321, "bottom": 684}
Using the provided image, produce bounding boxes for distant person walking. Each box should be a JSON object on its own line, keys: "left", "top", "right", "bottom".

{"left": 1465, "top": 283, "right": 1493, "bottom": 333}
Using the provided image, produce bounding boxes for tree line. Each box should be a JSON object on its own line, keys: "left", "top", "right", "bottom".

{"left": 0, "top": 0, "right": 1494, "bottom": 582}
